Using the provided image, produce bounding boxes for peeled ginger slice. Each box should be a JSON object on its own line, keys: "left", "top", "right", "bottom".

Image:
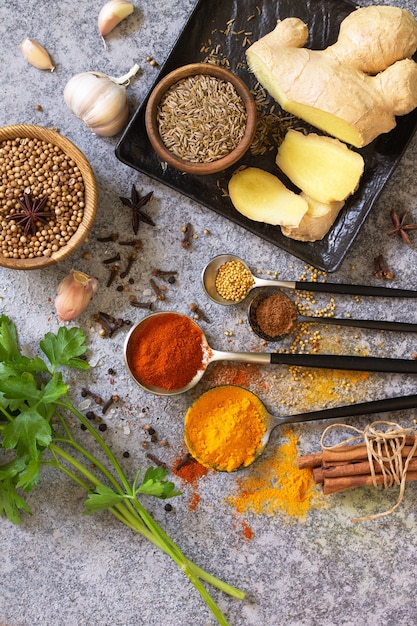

{"left": 281, "top": 193, "right": 345, "bottom": 242}
{"left": 276, "top": 129, "right": 364, "bottom": 204}
{"left": 228, "top": 167, "right": 308, "bottom": 228}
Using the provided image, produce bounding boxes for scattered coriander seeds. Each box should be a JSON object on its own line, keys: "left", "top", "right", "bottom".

{"left": 156, "top": 73, "right": 247, "bottom": 163}
{"left": 215, "top": 259, "right": 255, "bottom": 302}
{"left": 0, "top": 136, "right": 85, "bottom": 259}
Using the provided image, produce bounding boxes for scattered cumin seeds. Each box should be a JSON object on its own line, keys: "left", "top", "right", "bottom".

{"left": 156, "top": 73, "right": 247, "bottom": 163}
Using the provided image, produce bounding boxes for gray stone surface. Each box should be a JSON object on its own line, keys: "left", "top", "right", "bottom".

{"left": 1, "top": 1, "right": 417, "bottom": 625}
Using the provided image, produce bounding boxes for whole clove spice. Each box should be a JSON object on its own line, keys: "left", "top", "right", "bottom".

{"left": 81, "top": 388, "right": 104, "bottom": 405}
{"left": 93, "top": 311, "right": 131, "bottom": 337}
{"left": 97, "top": 233, "right": 119, "bottom": 242}
{"left": 181, "top": 222, "right": 193, "bottom": 249}
{"left": 106, "top": 265, "right": 119, "bottom": 287}
{"left": 189, "top": 302, "right": 210, "bottom": 323}
{"left": 129, "top": 295, "right": 153, "bottom": 309}
{"left": 118, "top": 239, "right": 142, "bottom": 250}
{"left": 150, "top": 278, "right": 166, "bottom": 301}
{"left": 102, "top": 394, "right": 120, "bottom": 414}
{"left": 373, "top": 254, "right": 394, "bottom": 280}
{"left": 103, "top": 253, "right": 121, "bottom": 265}
{"left": 151, "top": 268, "right": 178, "bottom": 281}
{"left": 120, "top": 253, "right": 137, "bottom": 279}
{"left": 146, "top": 452, "right": 167, "bottom": 469}
{"left": 175, "top": 452, "right": 192, "bottom": 471}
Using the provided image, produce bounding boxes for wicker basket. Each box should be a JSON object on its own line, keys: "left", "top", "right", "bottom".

{"left": 0, "top": 124, "right": 98, "bottom": 270}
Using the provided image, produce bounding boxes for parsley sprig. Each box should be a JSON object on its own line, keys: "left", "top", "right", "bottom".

{"left": 0, "top": 314, "right": 245, "bottom": 625}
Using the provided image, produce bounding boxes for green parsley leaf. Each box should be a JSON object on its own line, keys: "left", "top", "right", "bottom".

{"left": 2, "top": 409, "right": 51, "bottom": 459}
{"left": 136, "top": 467, "right": 181, "bottom": 500}
{"left": 16, "top": 458, "right": 42, "bottom": 492}
{"left": 0, "top": 315, "right": 20, "bottom": 361}
{"left": 0, "top": 457, "right": 27, "bottom": 480}
{"left": 0, "top": 372, "right": 43, "bottom": 412}
{"left": 0, "top": 477, "right": 32, "bottom": 525}
{"left": 40, "top": 327, "right": 89, "bottom": 371}
{"left": 84, "top": 484, "right": 125, "bottom": 514}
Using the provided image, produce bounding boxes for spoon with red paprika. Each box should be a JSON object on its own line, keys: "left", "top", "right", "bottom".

{"left": 124, "top": 311, "right": 417, "bottom": 396}
{"left": 183, "top": 385, "right": 417, "bottom": 471}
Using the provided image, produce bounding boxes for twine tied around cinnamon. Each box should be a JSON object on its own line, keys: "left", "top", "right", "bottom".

{"left": 320, "top": 421, "right": 417, "bottom": 523}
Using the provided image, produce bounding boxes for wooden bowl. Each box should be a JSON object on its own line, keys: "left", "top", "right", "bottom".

{"left": 0, "top": 124, "right": 98, "bottom": 270}
{"left": 145, "top": 63, "right": 257, "bottom": 176}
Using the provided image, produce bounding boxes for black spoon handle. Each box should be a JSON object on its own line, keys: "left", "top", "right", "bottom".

{"left": 277, "top": 394, "right": 417, "bottom": 425}
{"left": 270, "top": 353, "right": 417, "bottom": 374}
{"left": 299, "top": 316, "right": 417, "bottom": 333}
{"left": 294, "top": 281, "right": 417, "bottom": 298}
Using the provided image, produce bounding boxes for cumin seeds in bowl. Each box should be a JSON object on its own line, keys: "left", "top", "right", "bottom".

{"left": 145, "top": 63, "right": 257, "bottom": 176}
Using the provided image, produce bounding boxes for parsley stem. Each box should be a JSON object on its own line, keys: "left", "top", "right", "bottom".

{"left": 0, "top": 406, "right": 13, "bottom": 422}
{"left": 48, "top": 442, "right": 241, "bottom": 624}
{"left": 57, "top": 399, "right": 132, "bottom": 493}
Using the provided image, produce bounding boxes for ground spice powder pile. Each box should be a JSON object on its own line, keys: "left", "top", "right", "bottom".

{"left": 184, "top": 385, "right": 268, "bottom": 472}
{"left": 126, "top": 312, "right": 207, "bottom": 391}
{"left": 229, "top": 427, "right": 320, "bottom": 519}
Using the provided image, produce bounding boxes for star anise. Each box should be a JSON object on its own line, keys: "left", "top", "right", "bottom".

{"left": 6, "top": 193, "right": 54, "bottom": 236}
{"left": 387, "top": 208, "right": 417, "bottom": 246}
{"left": 119, "top": 184, "right": 154, "bottom": 235}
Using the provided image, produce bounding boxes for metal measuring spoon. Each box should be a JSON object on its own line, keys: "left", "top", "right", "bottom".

{"left": 202, "top": 254, "right": 417, "bottom": 306}
{"left": 124, "top": 312, "right": 417, "bottom": 396}
{"left": 184, "top": 385, "right": 417, "bottom": 471}
{"left": 248, "top": 287, "right": 417, "bottom": 342}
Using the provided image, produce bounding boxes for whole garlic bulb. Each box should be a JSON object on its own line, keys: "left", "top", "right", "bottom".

{"left": 63, "top": 64, "right": 139, "bottom": 136}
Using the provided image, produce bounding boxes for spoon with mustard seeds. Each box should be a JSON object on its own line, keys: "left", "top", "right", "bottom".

{"left": 124, "top": 312, "right": 417, "bottom": 397}
{"left": 202, "top": 254, "right": 417, "bottom": 306}
{"left": 183, "top": 385, "right": 417, "bottom": 472}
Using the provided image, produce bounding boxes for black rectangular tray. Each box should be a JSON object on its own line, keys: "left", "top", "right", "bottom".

{"left": 115, "top": 0, "right": 417, "bottom": 272}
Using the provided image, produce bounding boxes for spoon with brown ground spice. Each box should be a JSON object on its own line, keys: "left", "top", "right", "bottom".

{"left": 248, "top": 287, "right": 417, "bottom": 342}
{"left": 202, "top": 254, "right": 417, "bottom": 306}
{"left": 183, "top": 385, "right": 417, "bottom": 472}
{"left": 124, "top": 312, "right": 417, "bottom": 397}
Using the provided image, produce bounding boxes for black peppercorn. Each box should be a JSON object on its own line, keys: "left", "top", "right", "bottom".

{"left": 164, "top": 503, "right": 173, "bottom": 512}
{"left": 80, "top": 424, "right": 87, "bottom": 431}
{"left": 123, "top": 451, "right": 130, "bottom": 458}
{"left": 98, "top": 423, "right": 107, "bottom": 432}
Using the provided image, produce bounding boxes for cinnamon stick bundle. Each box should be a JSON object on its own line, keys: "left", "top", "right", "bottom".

{"left": 297, "top": 434, "right": 417, "bottom": 495}
{"left": 297, "top": 435, "right": 417, "bottom": 469}
{"left": 322, "top": 471, "right": 417, "bottom": 495}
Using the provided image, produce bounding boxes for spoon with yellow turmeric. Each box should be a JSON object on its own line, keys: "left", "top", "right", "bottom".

{"left": 183, "top": 385, "right": 417, "bottom": 472}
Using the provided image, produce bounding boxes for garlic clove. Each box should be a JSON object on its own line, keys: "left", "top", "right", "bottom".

{"left": 20, "top": 38, "right": 55, "bottom": 71}
{"left": 98, "top": 0, "right": 134, "bottom": 37}
{"left": 63, "top": 65, "right": 139, "bottom": 136}
{"left": 55, "top": 270, "right": 98, "bottom": 322}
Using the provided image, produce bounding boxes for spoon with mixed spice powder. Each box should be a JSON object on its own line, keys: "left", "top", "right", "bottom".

{"left": 124, "top": 312, "right": 417, "bottom": 397}
{"left": 183, "top": 385, "right": 417, "bottom": 472}
{"left": 248, "top": 287, "right": 417, "bottom": 342}
{"left": 202, "top": 254, "right": 417, "bottom": 306}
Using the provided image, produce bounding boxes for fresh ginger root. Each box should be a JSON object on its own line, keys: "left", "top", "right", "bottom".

{"left": 246, "top": 6, "right": 417, "bottom": 147}
{"left": 228, "top": 167, "right": 308, "bottom": 227}
{"left": 280, "top": 194, "right": 345, "bottom": 243}
{"left": 276, "top": 130, "right": 364, "bottom": 204}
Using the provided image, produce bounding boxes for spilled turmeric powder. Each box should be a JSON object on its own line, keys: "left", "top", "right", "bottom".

{"left": 228, "top": 427, "right": 321, "bottom": 519}
{"left": 184, "top": 385, "right": 267, "bottom": 472}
